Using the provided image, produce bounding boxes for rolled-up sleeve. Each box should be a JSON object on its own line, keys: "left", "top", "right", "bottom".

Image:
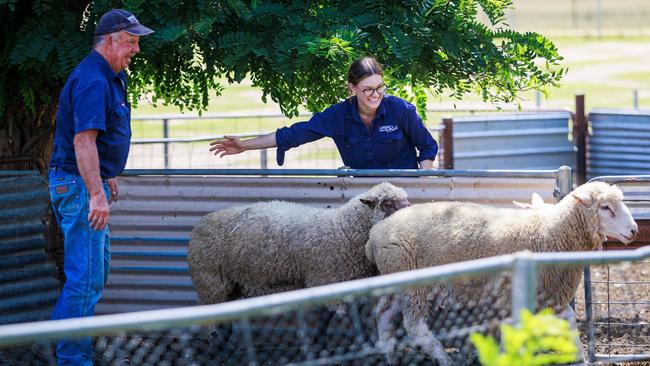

{"left": 73, "top": 79, "right": 108, "bottom": 134}
{"left": 403, "top": 105, "right": 438, "bottom": 162}
{"left": 275, "top": 112, "right": 333, "bottom": 166}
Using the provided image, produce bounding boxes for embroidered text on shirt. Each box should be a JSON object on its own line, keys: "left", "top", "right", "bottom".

{"left": 379, "top": 125, "right": 398, "bottom": 133}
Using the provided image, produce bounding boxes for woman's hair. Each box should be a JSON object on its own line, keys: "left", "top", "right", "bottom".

{"left": 347, "top": 57, "right": 384, "bottom": 85}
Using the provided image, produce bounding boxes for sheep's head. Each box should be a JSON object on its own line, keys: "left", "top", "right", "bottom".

{"left": 513, "top": 192, "right": 555, "bottom": 209}
{"left": 359, "top": 182, "right": 410, "bottom": 222}
{"left": 571, "top": 182, "right": 638, "bottom": 244}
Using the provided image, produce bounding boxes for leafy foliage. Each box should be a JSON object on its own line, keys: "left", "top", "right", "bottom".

{"left": 470, "top": 309, "right": 579, "bottom": 366}
{"left": 1, "top": 0, "right": 564, "bottom": 120}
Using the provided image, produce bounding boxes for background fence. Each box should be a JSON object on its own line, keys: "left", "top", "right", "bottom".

{"left": 0, "top": 170, "right": 59, "bottom": 326}
{"left": 499, "top": 0, "right": 650, "bottom": 36}
{"left": 447, "top": 111, "right": 574, "bottom": 170}
{"left": 587, "top": 109, "right": 650, "bottom": 179}
{"left": 127, "top": 108, "right": 574, "bottom": 171}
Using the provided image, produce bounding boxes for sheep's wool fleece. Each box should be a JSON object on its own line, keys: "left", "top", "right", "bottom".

{"left": 188, "top": 182, "right": 407, "bottom": 304}
{"left": 366, "top": 181, "right": 624, "bottom": 311}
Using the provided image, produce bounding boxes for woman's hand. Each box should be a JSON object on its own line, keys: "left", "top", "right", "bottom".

{"left": 209, "top": 135, "right": 246, "bottom": 157}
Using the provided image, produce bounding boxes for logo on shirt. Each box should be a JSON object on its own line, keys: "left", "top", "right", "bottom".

{"left": 379, "top": 125, "right": 398, "bottom": 133}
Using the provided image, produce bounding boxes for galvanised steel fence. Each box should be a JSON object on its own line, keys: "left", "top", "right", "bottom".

{"left": 127, "top": 107, "right": 552, "bottom": 170}
{"left": 1, "top": 248, "right": 649, "bottom": 365}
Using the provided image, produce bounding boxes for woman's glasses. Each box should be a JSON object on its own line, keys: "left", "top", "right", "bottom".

{"left": 360, "top": 83, "right": 386, "bottom": 97}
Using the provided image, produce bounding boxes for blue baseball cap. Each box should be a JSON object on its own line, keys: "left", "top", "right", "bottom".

{"left": 94, "top": 9, "right": 154, "bottom": 36}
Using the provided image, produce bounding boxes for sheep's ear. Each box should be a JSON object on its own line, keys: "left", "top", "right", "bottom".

{"left": 571, "top": 191, "right": 593, "bottom": 206}
{"left": 360, "top": 197, "right": 377, "bottom": 209}
{"left": 513, "top": 200, "right": 532, "bottom": 209}
{"left": 531, "top": 193, "right": 544, "bottom": 206}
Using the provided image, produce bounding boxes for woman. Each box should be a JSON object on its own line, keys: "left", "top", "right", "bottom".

{"left": 210, "top": 57, "right": 438, "bottom": 169}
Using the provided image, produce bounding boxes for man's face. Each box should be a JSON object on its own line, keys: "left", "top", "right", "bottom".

{"left": 105, "top": 31, "right": 141, "bottom": 73}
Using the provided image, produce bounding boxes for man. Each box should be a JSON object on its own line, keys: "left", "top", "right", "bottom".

{"left": 48, "top": 9, "right": 153, "bottom": 365}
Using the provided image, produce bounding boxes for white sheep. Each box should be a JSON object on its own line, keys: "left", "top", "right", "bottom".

{"left": 188, "top": 182, "right": 409, "bottom": 305}
{"left": 365, "top": 181, "right": 638, "bottom": 365}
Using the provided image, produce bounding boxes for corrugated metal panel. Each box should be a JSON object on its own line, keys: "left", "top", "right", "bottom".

{"left": 0, "top": 172, "right": 59, "bottom": 325}
{"left": 100, "top": 172, "right": 562, "bottom": 314}
{"left": 588, "top": 109, "right": 650, "bottom": 179}
{"left": 452, "top": 112, "right": 574, "bottom": 170}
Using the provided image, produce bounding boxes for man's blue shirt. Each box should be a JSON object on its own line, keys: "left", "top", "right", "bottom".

{"left": 275, "top": 95, "right": 438, "bottom": 169}
{"left": 50, "top": 50, "right": 132, "bottom": 179}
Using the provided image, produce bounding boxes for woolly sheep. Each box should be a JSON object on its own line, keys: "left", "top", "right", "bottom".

{"left": 188, "top": 182, "right": 409, "bottom": 306}
{"left": 365, "top": 181, "right": 638, "bottom": 365}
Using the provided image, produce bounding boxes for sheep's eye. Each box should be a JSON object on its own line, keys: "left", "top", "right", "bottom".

{"left": 600, "top": 205, "right": 615, "bottom": 217}
{"left": 381, "top": 201, "right": 393, "bottom": 211}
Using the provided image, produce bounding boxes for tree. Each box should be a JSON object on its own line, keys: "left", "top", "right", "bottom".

{"left": 0, "top": 0, "right": 564, "bottom": 170}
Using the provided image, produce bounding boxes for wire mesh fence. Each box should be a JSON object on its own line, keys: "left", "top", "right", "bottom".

{"left": 581, "top": 261, "right": 650, "bottom": 363}
{"left": 3, "top": 249, "right": 650, "bottom": 365}
{"left": 0, "top": 270, "right": 516, "bottom": 365}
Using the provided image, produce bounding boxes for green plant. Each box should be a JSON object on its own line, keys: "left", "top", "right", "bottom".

{"left": 470, "top": 308, "right": 579, "bottom": 366}
{"left": 1, "top": 0, "right": 564, "bottom": 168}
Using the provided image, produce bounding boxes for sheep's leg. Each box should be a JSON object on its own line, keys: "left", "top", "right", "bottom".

{"left": 401, "top": 294, "right": 454, "bottom": 366}
{"left": 192, "top": 271, "right": 235, "bottom": 344}
{"left": 374, "top": 294, "right": 401, "bottom": 359}
{"left": 564, "top": 305, "right": 586, "bottom": 364}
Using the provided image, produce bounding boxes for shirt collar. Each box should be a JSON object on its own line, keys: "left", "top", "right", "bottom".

{"left": 89, "top": 50, "right": 127, "bottom": 84}
{"left": 347, "top": 96, "right": 387, "bottom": 122}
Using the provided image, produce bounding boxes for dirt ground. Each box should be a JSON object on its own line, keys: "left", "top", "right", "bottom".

{"left": 575, "top": 260, "right": 650, "bottom": 365}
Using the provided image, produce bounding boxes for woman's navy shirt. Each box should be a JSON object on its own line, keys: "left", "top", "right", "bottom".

{"left": 50, "top": 50, "right": 132, "bottom": 179}
{"left": 275, "top": 95, "right": 438, "bottom": 169}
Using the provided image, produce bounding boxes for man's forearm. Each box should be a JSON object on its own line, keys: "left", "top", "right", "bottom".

{"left": 73, "top": 131, "right": 103, "bottom": 195}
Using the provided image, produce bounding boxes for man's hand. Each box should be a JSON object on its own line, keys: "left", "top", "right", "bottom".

{"left": 108, "top": 178, "right": 118, "bottom": 203}
{"left": 88, "top": 192, "right": 110, "bottom": 231}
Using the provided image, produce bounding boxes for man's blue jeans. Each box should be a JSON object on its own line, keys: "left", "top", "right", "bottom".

{"left": 49, "top": 167, "right": 111, "bottom": 366}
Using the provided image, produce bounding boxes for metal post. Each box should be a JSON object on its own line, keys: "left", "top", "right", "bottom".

{"left": 163, "top": 119, "right": 170, "bottom": 169}
{"left": 574, "top": 95, "right": 587, "bottom": 185}
{"left": 583, "top": 266, "right": 597, "bottom": 364}
{"left": 596, "top": 0, "right": 603, "bottom": 38}
{"left": 240, "top": 317, "right": 258, "bottom": 366}
{"left": 512, "top": 251, "right": 537, "bottom": 325}
{"left": 535, "top": 91, "right": 542, "bottom": 108}
{"left": 260, "top": 149, "right": 268, "bottom": 169}
{"left": 442, "top": 118, "right": 454, "bottom": 170}
{"left": 633, "top": 90, "right": 639, "bottom": 109}
{"left": 555, "top": 166, "right": 573, "bottom": 201}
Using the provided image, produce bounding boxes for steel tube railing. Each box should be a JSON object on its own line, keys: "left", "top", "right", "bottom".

{"left": 122, "top": 168, "right": 563, "bottom": 178}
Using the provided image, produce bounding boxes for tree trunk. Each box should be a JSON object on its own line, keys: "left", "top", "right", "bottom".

{"left": 0, "top": 84, "right": 61, "bottom": 173}
{"left": 1, "top": 83, "right": 65, "bottom": 284}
